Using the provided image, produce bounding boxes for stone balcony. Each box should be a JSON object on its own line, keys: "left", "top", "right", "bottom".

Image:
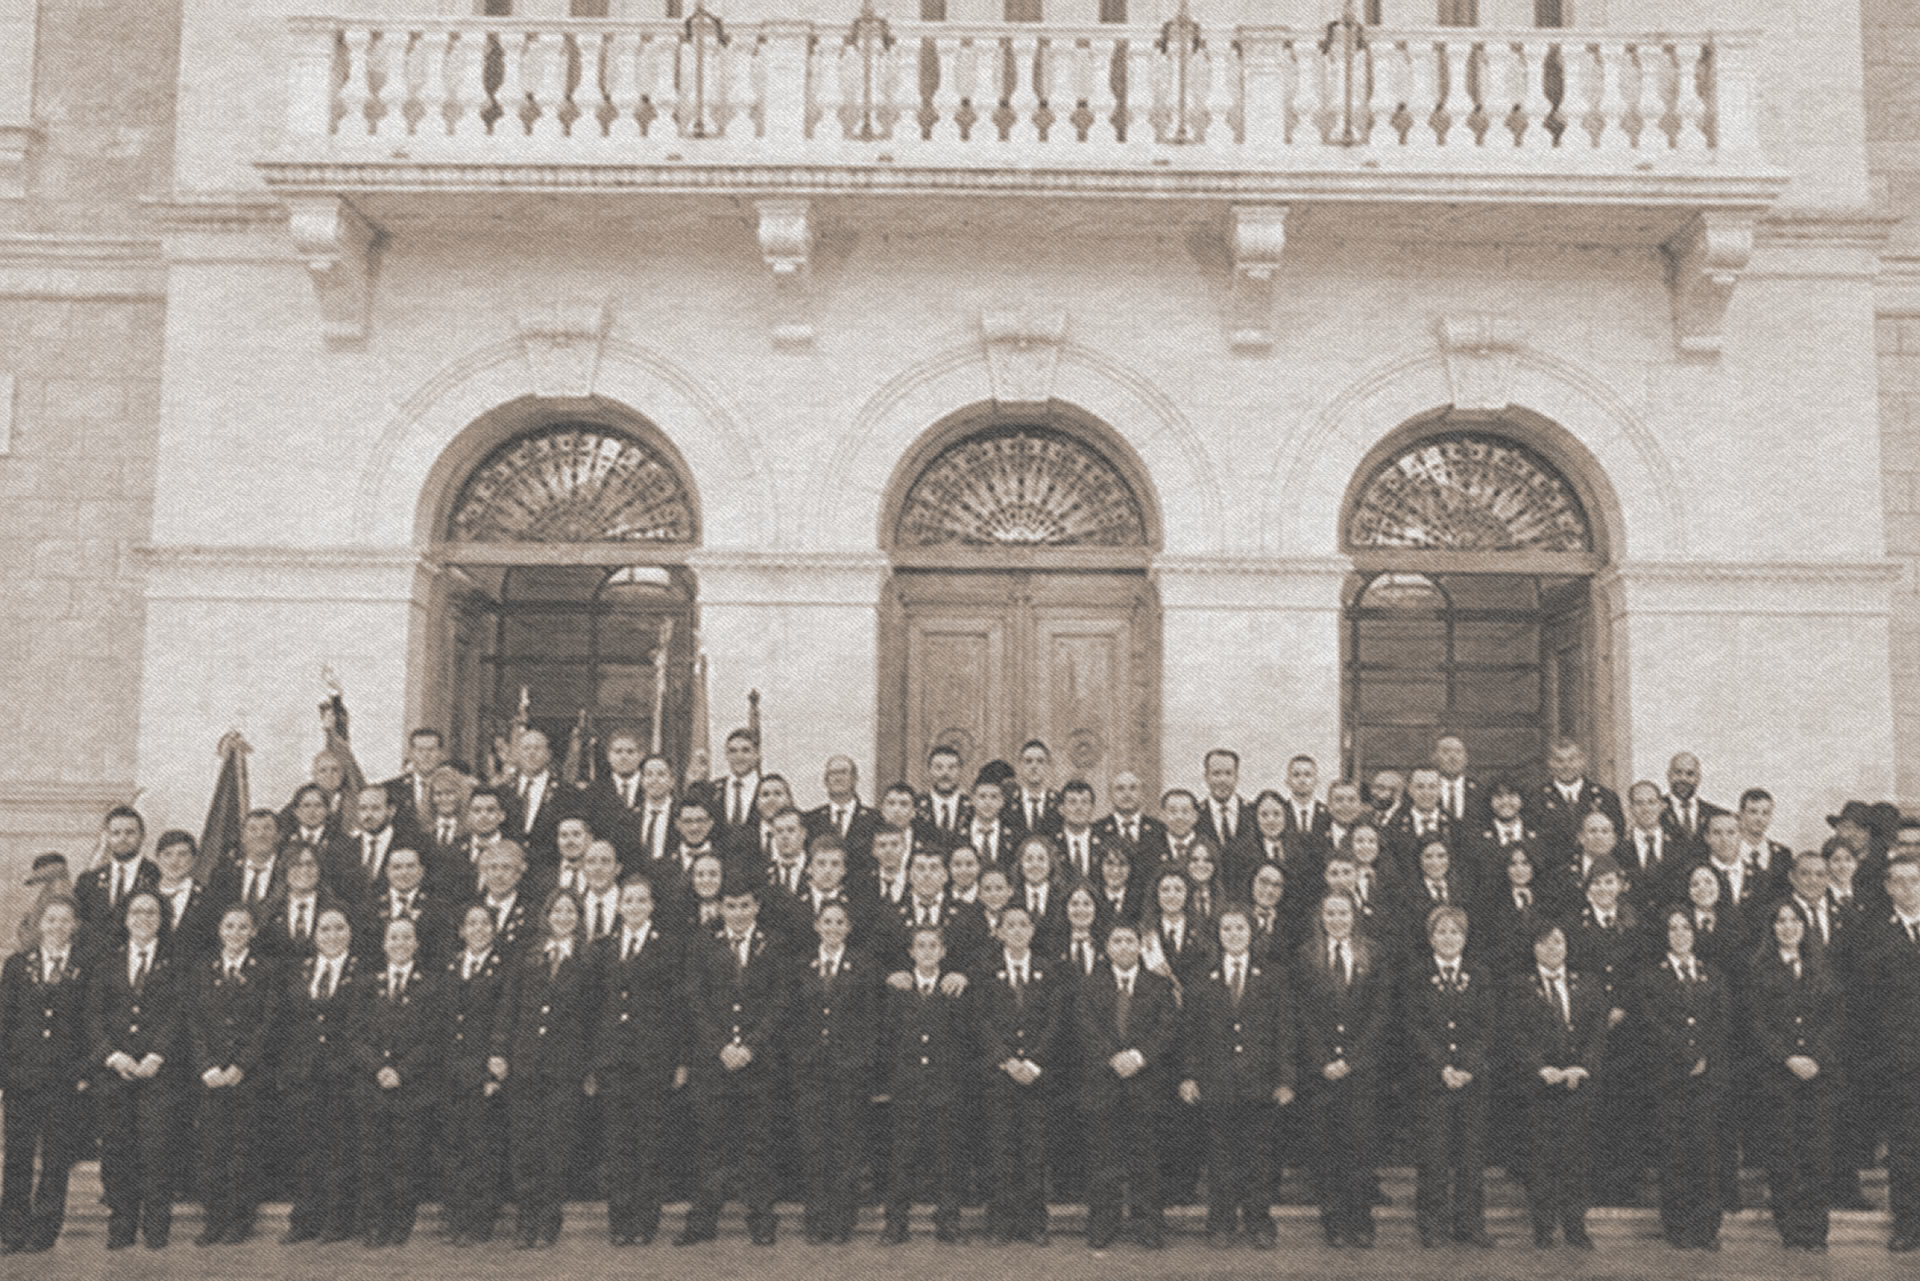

{"left": 258, "top": 8, "right": 1785, "bottom": 206}
{"left": 247, "top": 7, "right": 1793, "bottom": 353}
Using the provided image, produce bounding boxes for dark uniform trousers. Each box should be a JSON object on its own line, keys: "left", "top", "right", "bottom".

{"left": 684, "top": 933, "right": 783, "bottom": 1238}
{"left": 978, "top": 964, "right": 1059, "bottom": 1242}
{"left": 787, "top": 953, "right": 876, "bottom": 1242}
{"left": 1749, "top": 951, "right": 1839, "bottom": 1249}
{"left": 1408, "top": 964, "right": 1493, "bottom": 1242}
{"left": 0, "top": 949, "right": 90, "bottom": 1251}
{"left": 281, "top": 959, "right": 361, "bottom": 1239}
{"left": 884, "top": 980, "right": 969, "bottom": 1233}
{"left": 188, "top": 953, "right": 274, "bottom": 1240}
{"left": 351, "top": 971, "right": 441, "bottom": 1242}
{"left": 90, "top": 948, "right": 183, "bottom": 1246}
{"left": 438, "top": 951, "right": 506, "bottom": 1239}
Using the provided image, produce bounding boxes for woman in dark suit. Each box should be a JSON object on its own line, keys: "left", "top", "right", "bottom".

{"left": 1683, "top": 865, "right": 1738, "bottom": 974}
{"left": 493, "top": 887, "right": 595, "bottom": 1248}
{"left": 1140, "top": 867, "right": 1215, "bottom": 989}
{"left": 1012, "top": 835, "right": 1069, "bottom": 955}
{"left": 0, "top": 895, "right": 89, "bottom": 1255}
{"left": 1747, "top": 900, "right": 1841, "bottom": 1251}
{"left": 1638, "top": 907, "right": 1729, "bottom": 1250}
{"left": 440, "top": 903, "right": 508, "bottom": 1246}
{"left": 1296, "top": 892, "right": 1388, "bottom": 1247}
{"left": 1049, "top": 883, "right": 1102, "bottom": 1203}
{"left": 1504, "top": 921, "right": 1606, "bottom": 1250}
{"left": 785, "top": 901, "right": 875, "bottom": 1245}
{"left": 350, "top": 915, "right": 442, "bottom": 1247}
{"left": 1406, "top": 905, "right": 1495, "bottom": 1248}
{"left": 278, "top": 905, "right": 360, "bottom": 1245}
{"left": 188, "top": 903, "right": 275, "bottom": 1246}
{"left": 88, "top": 891, "right": 182, "bottom": 1250}
{"left": 676, "top": 853, "right": 728, "bottom": 943}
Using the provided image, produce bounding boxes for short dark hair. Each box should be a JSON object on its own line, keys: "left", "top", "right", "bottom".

{"left": 725, "top": 727, "right": 759, "bottom": 748}
{"left": 883, "top": 782, "right": 917, "bottom": 803}
{"left": 1061, "top": 779, "right": 1096, "bottom": 803}
{"left": 1019, "top": 739, "right": 1050, "bottom": 758}
{"left": 244, "top": 807, "right": 279, "bottom": 824}
{"left": 103, "top": 804, "right": 146, "bottom": 834}
{"left": 1739, "top": 788, "right": 1774, "bottom": 810}
{"left": 1161, "top": 787, "right": 1199, "bottom": 809}
{"left": 771, "top": 805, "right": 805, "bottom": 825}
{"left": 807, "top": 833, "right": 846, "bottom": 857}
{"left": 154, "top": 830, "right": 197, "bottom": 858}
{"left": 618, "top": 871, "right": 656, "bottom": 894}
{"left": 470, "top": 786, "right": 508, "bottom": 808}
{"left": 928, "top": 744, "right": 962, "bottom": 764}
{"left": 1204, "top": 748, "right": 1240, "bottom": 769}
{"left": 675, "top": 798, "right": 713, "bottom": 821}
{"left": 408, "top": 727, "right": 444, "bottom": 745}
{"left": 1288, "top": 754, "right": 1316, "bottom": 769}
{"left": 1488, "top": 776, "right": 1522, "bottom": 800}
{"left": 291, "top": 783, "right": 328, "bottom": 808}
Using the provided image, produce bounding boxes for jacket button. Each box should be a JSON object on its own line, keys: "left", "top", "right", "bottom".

{"left": 537, "top": 1026, "right": 547, "bottom": 1035}
{"left": 920, "top": 1056, "right": 929, "bottom": 1066}
{"left": 620, "top": 1013, "right": 630, "bottom": 1022}
{"left": 540, "top": 1005, "right": 550, "bottom": 1014}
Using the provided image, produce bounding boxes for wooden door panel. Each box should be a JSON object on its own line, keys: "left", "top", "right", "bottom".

{"left": 1032, "top": 612, "right": 1133, "bottom": 783}
{"left": 906, "top": 614, "right": 1009, "bottom": 783}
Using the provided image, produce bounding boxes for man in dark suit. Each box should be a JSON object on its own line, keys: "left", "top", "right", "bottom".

{"left": 474, "top": 842, "right": 534, "bottom": 954}
{"left": 1077, "top": 922, "right": 1177, "bottom": 1249}
{"left": 677, "top": 880, "right": 785, "bottom": 1246}
{"left": 1566, "top": 857, "right": 1645, "bottom": 1206}
{"left": 1534, "top": 741, "right": 1624, "bottom": 854}
{"left": 1368, "top": 769, "right": 1408, "bottom": 829}
{"left": 1507, "top": 922, "right": 1607, "bottom": 1250}
{"left": 879, "top": 926, "right": 971, "bottom": 1244}
{"left": 976, "top": 905, "right": 1063, "bottom": 1244}
{"left": 691, "top": 728, "right": 762, "bottom": 835}
{"left": 1282, "top": 755, "right": 1330, "bottom": 844}
{"left": 580, "top": 733, "right": 657, "bottom": 865}
{"left": 1388, "top": 768, "right": 1456, "bottom": 879}
{"left": 757, "top": 808, "right": 815, "bottom": 951}
{"left": 1463, "top": 778, "right": 1543, "bottom": 904}
{"left": 258, "top": 845, "right": 347, "bottom": 963}
{"left": 1178, "top": 908, "right": 1294, "bottom": 1249}
{"left": 74, "top": 806, "right": 156, "bottom": 950}
{"left": 350, "top": 916, "right": 443, "bottom": 1247}
{"left": 1094, "top": 770, "right": 1166, "bottom": 857}
{"left": 916, "top": 745, "right": 973, "bottom": 847}
{"left": 1661, "top": 751, "right": 1727, "bottom": 845}
{"left": 89, "top": 890, "right": 182, "bottom": 1250}
{"left": 1621, "top": 780, "right": 1690, "bottom": 917}
{"left": 1735, "top": 787, "right": 1795, "bottom": 906}
{"left": 207, "top": 810, "right": 286, "bottom": 918}
{"left": 1865, "top": 854, "right": 1920, "bottom": 1252}
{"left": 382, "top": 727, "right": 450, "bottom": 837}
{"left": 359, "top": 847, "right": 451, "bottom": 966}
{"left": 1407, "top": 906, "right": 1495, "bottom": 1248}
{"left": 803, "top": 755, "right": 879, "bottom": 863}
{"left": 1197, "top": 749, "right": 1249, "bottom": 852}
{"left": 1055, "top": 781, "right": 1108, "bottom": 883}
{"left": 885, "top": 852, "right": 986, "bottom": 976}
{"left": 785, "top": 898, "right": 876, "bottom": 1245}
{"left": 333, "top": 785, "right": 416, "bottom": 906}
{"left": 1144, "top": 789, "right": 1206, "bottom": 867}
{"left": 150, "top": 831, "right": 217, "bottom": 964}
{"left": 593, "top": 874, "right": 686, "bottom": 1246}
{"left": 878, "top": 783, "right": 944, "bottom": 869}
{"left": 504, "top": 728, "right": 572, "bottom": 869}
{"left": 1432, "top": 734, "right": 1485, "bottom": 829}
{"left": 961, "top": 781, "right": 1014, "bottom": 870}
{"left": 1005, "top": 741, "right": 1062, "bottom": 843}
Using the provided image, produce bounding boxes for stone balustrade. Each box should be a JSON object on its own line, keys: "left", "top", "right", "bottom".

{"left": 278, "top": 9, "right": 1767, "bottom": 183}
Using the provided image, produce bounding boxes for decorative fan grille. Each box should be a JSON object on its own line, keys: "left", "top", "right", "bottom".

{"left": 1347, "top": 434, "right": 1592, "bottom": 553}
{"left": 897, "top": 428, "right": 1148, "bottom": 548}
{"left": 450, "top": 425, "right": 694, "bottom": 544}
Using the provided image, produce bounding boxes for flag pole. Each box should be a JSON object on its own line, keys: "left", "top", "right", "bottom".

{"left": 650, "top": 618, "right": 675, "bottom": 754}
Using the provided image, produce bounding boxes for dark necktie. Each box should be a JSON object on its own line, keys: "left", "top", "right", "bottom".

{"left": 131, "top": 949, "right": 149, "bottom": 993}
{"left": 1229, "top": 961, "right": 1244, "bottom": 1005}
{"left": 1115, "top": 976, "right": 1132, "bottom": 1038}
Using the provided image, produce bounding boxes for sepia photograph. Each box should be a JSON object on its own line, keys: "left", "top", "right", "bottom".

{"left": 1, "top": 0, "right": 1918, "bottom": 1276}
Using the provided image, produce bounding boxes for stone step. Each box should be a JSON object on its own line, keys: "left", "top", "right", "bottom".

{"left": 51, "top": 1162, "right": 1897, "bottom": 1246}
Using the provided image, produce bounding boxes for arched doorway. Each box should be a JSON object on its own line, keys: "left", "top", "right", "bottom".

{"left": 878, "top": 416, "right": 1162, "bottom": 795}
{"left": 1341, "top": 424, "right": 1612, "bottom": 790}
{"left": 434, "top": 418, "right": 700, "bottom": 777}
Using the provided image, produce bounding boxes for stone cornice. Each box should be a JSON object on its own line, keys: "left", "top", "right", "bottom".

{"left": 1153, "top": 554, "right": 1352, "bottom": 579}
{"left": 143, "top": 191, "right": 288, "bottom": 234}
{"left": 254, "top": 157, "right": 1788, "bottom": 210}
{"left": 1755, "top": 207, "right": 1900, "bottom": 252}
{"left": 0, "top": 234, "right": 165, "bottom": 300}
{"left": 688, "top": 549, "right": 890, "bottom": 574}
{"left": 1605, "top": 558, "right": 1902, "bottom": 587}
{"left": 134, "top": 544, "right": 429, "bottom": 572}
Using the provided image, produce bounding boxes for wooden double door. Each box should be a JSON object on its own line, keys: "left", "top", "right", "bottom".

{"left": 882, "top": 570, "right": 1160, "bottom": 797}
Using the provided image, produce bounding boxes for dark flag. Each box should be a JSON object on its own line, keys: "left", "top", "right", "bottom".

{"left": 199, "top": 730, "right": 251, "bottom": 879}
{"left": 320, "top": 682, "right": 369, "bottom": 804}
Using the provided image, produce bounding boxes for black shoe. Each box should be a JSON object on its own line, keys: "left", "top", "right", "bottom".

{"left": 107, "top": 1230, "right": 138, "bottom": 1251}
{"left": 224, "top": 1221, "right": 255, "bottom": 1246}
{"left": 1533, "top": 1230, "right": 1555, "bottom": 1249}
{"left": 1834, "top": 1191, "right": 1873, "bottom": 1211}
{"left": 1350, "top": 1227, "right": 1376, "bottom": 1249}
{"left": 934, "top": 1224, "right": 960, "bottom": 1244}
{"left": 513, "top": 1230, "right": 538, "bottom": 1250}
{"left": 280, "top": 1227, "right": 319, "bottom": 1246}
{"left": 1086, "top": 1228, "right": 1115, "bottom": 1250}
{"left": 1249, "top": 1224, "right": 1276, "bottom": 1251}
{"left": 1418, "top": 1230, "right": 1440, "bottom": 1248}
{"left": 1565, "top": 1228, "right": 1596, "bottom": 1250}
{"left": 1461, "top": 1230, "right": 1497, "bottom": 1249}
{"left": 144, "top": 1231, "right": 170, "bottom": 1251}
{"left": 1207, "top": 1229, "right": 1235, "bottom": 1249}
{"left": 1323, "top": 1224, "right": 1344, "bottom": 1248}
{"left": 1030, "top": 1227, "right": 1050, "bottom": 1247}
{"left": 1137, "top": 1226, "right": 1165, "bottom": 1250}
{"left": 20, "top": 1238, "right": 54, "bottom": 1255}
{"left": 880, "top": 1224, "right": 909, "bottom": 1246}
{"left": 193, "top": 1227, "right": 223, "bottom": 1248}
{"left": 362, "top": 1231, "right": 384, "bottom": 1249}
{"left": 750, "top": 1224, "right": 776, "bottom": 1247}
{"left": 1701, "top": 1235, "right": 1721, "bottom": 1252}
{"left": 317, "top": 1228, "right": 354, "bottom": 1245}
{"left": 674, "top": 1226, "right": 715, "bottom": 1247}
{"left": 1891, "top": 1231, "right": 1920, "bottom": 1253}
{"left": 450, "top": 1231, "right": 472, "bottom": 1248}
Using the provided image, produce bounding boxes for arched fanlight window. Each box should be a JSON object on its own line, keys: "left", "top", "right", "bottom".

{"left": 895, "top": 425, "right": 1149, "bottom": 549}
{"left": 1346, "top": 433, "right": 1593, "bottom": 554}
{"left": 448, "top": 424, "right": 695, "bottom": 545}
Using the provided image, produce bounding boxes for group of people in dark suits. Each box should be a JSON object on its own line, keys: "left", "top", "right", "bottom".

{"left": 4, "top": 726, "right": 1920, "bottom": 1260}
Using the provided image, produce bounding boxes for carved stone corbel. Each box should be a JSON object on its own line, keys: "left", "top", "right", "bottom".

{"left": 1435, "top": 312, "right": 1525, "bottom": 412}
{"left": 514, "top": 298, "right": 613, "bottom": 398}
{"left": 1662, "top": 210, "right": 1755, "bottom": 359}
{"left": 1227, "top": 203, "right": 1288, "bottom": 352}
{"left": 980, "top": 309, "right": 1067, "bottom": 407}
{"left": 755, "top": 197, "right": 815, "bottom": 349}
{"left": 286, "top": 195, "right": 380, "bottom": 345}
